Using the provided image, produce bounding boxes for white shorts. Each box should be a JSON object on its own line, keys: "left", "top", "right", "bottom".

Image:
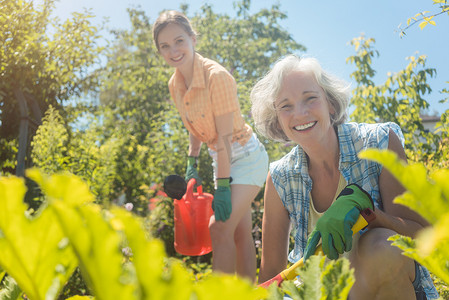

{"left": 208, "top": 134, "right": 268, "bottom": 187}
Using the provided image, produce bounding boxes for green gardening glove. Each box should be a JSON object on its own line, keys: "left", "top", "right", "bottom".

{"left": 304, "top": 184, "right": 374, "bottom": 261}
{"left": 185, "top": 156, "right": 202, "bottom": 186}
{"left": 212, "top": 178, "right": 232, "bottom": 222}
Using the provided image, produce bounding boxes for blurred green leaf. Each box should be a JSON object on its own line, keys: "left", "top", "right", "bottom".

{"left": 360, "top": 149, "right": 449, "bottom": 285}
{"left": 359, "top": 149, "right": 448, "bottom": 224}
{"left": 0, "top": 176, "right": 77, "bottom": 300}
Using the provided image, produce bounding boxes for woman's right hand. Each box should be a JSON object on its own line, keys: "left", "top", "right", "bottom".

{"left": 185, "top": 156, "right": 203, "bottom": 186}
{"left": 212, "top": 178, "right": 232, "bottom": 221}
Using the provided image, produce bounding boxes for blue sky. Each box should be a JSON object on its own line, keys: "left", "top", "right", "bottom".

{"left": 53, "top": 0, "right": 449, "bottom": 115}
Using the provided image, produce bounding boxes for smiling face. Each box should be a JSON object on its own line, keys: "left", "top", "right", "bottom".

{"left": 275, "top": 70, "right": 335, "bottom": 147}
{"left": 157, "top": 23, "right": 196, "bottom": 69}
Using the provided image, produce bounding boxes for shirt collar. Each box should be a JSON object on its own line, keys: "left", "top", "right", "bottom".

{"left": 337, "top": 123, "right": 359, "bottom": 164}
{"left": 171, "top": 52, "right": 206, "bottom": 91}
{"left": 293, "top": 145, "right": 312, "bottom": 186}
{"left": 190, "top": 52, "right": 206, "bottom": 89}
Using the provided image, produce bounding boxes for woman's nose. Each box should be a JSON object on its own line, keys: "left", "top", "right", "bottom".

{"left": 170, "top": 47, "right": 178, "bottom": 55}
{"left": 294, "top": 102, "right": 308, "bottom": 117}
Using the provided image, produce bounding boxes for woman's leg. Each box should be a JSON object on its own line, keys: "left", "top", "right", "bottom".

{"left": 349, "top": 228, "right": 416, "bottom": 300}
{"left": 235, "top": 207, "right": 257, "bottom": 280}
{"left": 209, "top": 184, "right": 261, "bottom": 281}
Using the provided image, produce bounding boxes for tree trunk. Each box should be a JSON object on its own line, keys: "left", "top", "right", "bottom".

{"left": 24, "top": 91, "right": 42, "bottom": 127}
{"left": 14, "top": 88, "right": 29, "bottom": 177}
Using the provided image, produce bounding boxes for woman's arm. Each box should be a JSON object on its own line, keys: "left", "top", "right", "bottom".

{"left": 188, "top": 132, "right": 203, "bottom": 157}
{"left": 215, "top": 112, "right": 233, "bottom": 178}
{"left": 371, "top": 129, "right": 430, "bottom": 237}
{"left": 258, "top": 172, "right": 291, "bottom": 283}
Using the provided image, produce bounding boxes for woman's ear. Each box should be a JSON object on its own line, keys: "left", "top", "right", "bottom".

{"left": 328, "top": 100, "right": 336, "bottom": 115}
{"left": 328, "top": 101, "right": 336, "bottom": 121}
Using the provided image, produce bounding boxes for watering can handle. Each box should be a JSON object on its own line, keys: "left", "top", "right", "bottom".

{"left": 187, "top": 178, "right": 203, "bottom": 196}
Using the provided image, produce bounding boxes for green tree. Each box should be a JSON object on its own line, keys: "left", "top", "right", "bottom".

{"left": 347, "top": 35, "right": 449, "bottom": 168}
{"left": 0, "top": 0, "right": 103, "bottom": 176}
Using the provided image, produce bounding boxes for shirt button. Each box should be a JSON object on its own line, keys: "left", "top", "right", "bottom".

{"left": 202, "top": 114, "right": 205, "bottom": 117}
{"left": 201, "top": 132, "right": 205, "bottom": 135}
{"left": 186, "top": 102, "right": 189, "bottom": 105}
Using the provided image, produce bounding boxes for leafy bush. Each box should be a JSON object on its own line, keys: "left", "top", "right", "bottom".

{"left": 31, "top": 106, "right": 120, "bottom": 204}
{"left": 360, "top": 149, "right": 449, "bottom": 289}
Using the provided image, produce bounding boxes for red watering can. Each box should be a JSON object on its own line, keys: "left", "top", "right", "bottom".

{"left": 172, "top": 178, "right": 213, "bottom": 256}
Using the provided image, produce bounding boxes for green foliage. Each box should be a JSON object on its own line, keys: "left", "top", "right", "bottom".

{"left": 347, "top": 35, "right": 449, "bottom": 169}
{"left": 0, "top": 169, "right": 271, "bottom": 299}
{"left": 0, "top": 176, "right": 77, "bottom": 300}
{"left": 320, "top": 258, "right": 354, "bottom": 299}
{"left": 0, "top": 276, "right": 22, "bottom": 300}
{"left": 146, "top": 194, "right": 176, "bottom": 256}
{"left": 0, "top": 0, "right": 104, "bottom": 174}
{"left": 433, "top": 274, "right": 449, "bottom": 299}
{"left": 398, "top": 0, "right": 449, "bottom": 36}
{"left": 57, "top": 268, "right": 90, "bottom": 299}
{"left": 278, "top": 255, "right": 354, "bottom": 300}
{"left": 0, "top": 139, "right": 17, "bottom": 175}
{"left": 31, "top": 106, "right": 121, "bottom": 204}
{"left": 360, "top": 149, "right": 449, "bottom": 285}
{"left": 31, "top": 106, "right": 70, "bottom": 174}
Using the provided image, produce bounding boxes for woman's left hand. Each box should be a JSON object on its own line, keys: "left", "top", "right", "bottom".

{"left": 304, "top": 184, "right": 374, "bottom": 260}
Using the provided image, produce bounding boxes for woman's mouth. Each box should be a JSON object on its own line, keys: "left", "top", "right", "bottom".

{"left": 294, "top": 121, "right": 316, "bottom": 131}
{"left": 171, "top": 54, "right": 184, "bottom": 62}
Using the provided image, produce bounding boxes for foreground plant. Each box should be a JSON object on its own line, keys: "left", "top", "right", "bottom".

{"left": 0, "top": 169, "right": 361, "bottom": 299}
{"left": 360, "top": 149, "right": 449, "bottom": 284}
{"left": 0, "top": 169, "right": 267, "bottom": 300}
{"left": 0, "top": 175, "right": 77, "bottom": 300}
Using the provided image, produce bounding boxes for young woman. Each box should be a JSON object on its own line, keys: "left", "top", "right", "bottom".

{"left": 250, "top": 55, "right": 438, "bottom": 299}
{"left": 153, "top": 10, "right": 268, "bottom": 281}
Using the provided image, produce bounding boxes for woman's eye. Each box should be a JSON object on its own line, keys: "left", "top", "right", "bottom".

{"left": 307, "top": 96, "right": 317, "bottom": 101}
{"left": 176, "top": 39, "right": 184, "bottom": 44}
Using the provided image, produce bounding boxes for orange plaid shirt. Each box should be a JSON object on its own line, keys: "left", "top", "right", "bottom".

{"left": 168, "top": 53, "right": 252, "bottom": 150}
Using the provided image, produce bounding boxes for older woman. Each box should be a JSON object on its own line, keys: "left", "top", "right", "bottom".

{"left": 250, "top": 55, "right": 438, "bottom": 299}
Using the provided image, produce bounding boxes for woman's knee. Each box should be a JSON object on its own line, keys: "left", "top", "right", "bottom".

{"left": 356, "top": 228, "right": 399, "bottom": 259}
{"left": 209, "top": 216, "right": 233, "bottom": 245}
{"left": 352, "top": 228, "right": 414, "bottom": 280}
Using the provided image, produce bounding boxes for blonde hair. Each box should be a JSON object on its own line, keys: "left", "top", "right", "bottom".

{"left": 152, "top": 10, "right": 197, "bottom": 51}
{"left": 250, "top": 55, "right": 350, "bottom": 142}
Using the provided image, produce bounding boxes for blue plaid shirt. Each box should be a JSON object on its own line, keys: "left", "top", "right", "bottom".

{"left": 270, "top": 122, "right": 438, "bottom": 299}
